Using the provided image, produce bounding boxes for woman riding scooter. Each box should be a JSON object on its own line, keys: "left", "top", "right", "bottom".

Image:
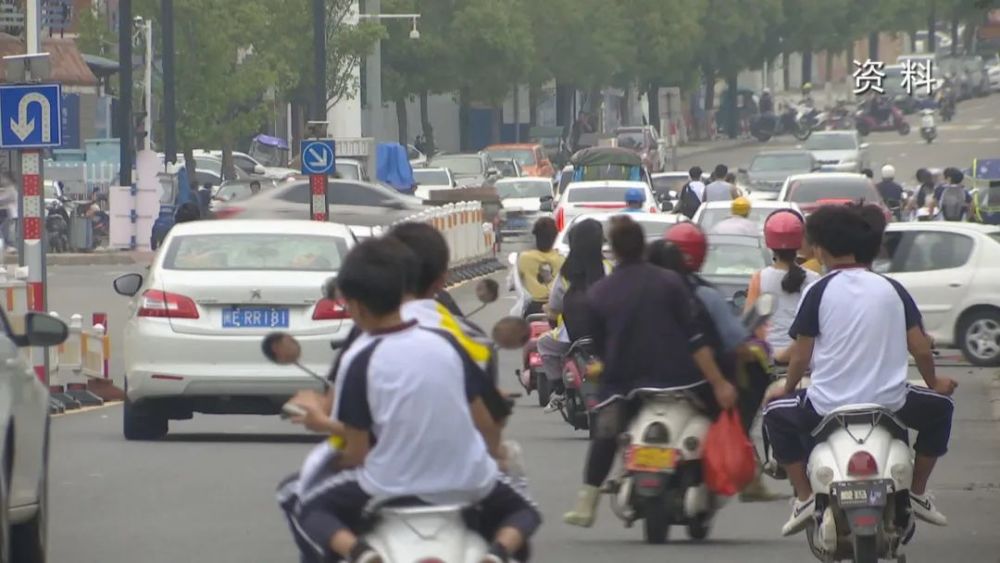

{"left": 515, "top": 217, "right": 564, "bottom": 317}
{"left": 536, "top": 218, "right": 611, "bottom": 412}
{"left": 746, "top": 210, "right": 821, "bottom": 364}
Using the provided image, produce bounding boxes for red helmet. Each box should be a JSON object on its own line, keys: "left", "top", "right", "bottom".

{"left": 764, "top": 210, "right": 805, "bottom": 250}
{"left": 664, "top": 223, "right": 708, "bottom": 272}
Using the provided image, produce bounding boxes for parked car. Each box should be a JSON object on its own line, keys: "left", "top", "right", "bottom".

{"left": 553, "top": 180, "right": 657, "bottom": 231}
{"left": 802, "top": 131, "right": 870, "bottom": 173}
{"left": 693, "top": 200, "right": 802, "bottom": 234}
{"left": 614, "top": 126, "right": 666, "bottom": 172}
{"left": 412, "top": 167, "right": 456, "bottom": 200}
{"left": 554, "top": 212, "right": 688, "bottom": 256}
{"left": 1, "top": 312, "right": 69, "bottom": 562}
{"left": 213, "top": 178, "right": 425, "bottom": 230}
{"left": 738, "top": 150, "right": 817, "bottom": 201}
{"left": 778, "top": 172, "right": 887, "bottom": 216}
{"left": 334, "top": 158, "right": 370, "bottom": 182}
{"left": 529, "top": 126, "right": 570, "bottom": 168}
{"left": 113, "top": 220, "right": 357, "bottom": 440}
{"left": 209, "top": 179, "right": 278, "bottom": 212}
{"left": 495, "top": 178, "right": 555, "bottom": 237}
{"left": 429, "top": 153, "right": 499, "bottom": 189}
{"left": 485, "top": 143, "right": 556, "bottom": 178}
{"left": 196, "top": 150, "right": 298, "bottom": 180}
{"left": 650, "top": 171, "right": 711, "bottom": 209}
{"left": 875, "top": 222, "right": 1000, "bottom": 366}
{"left": 701, "top": 234, "right": 771, "bottom": 305}
{"left": 493, "top": 157, "right": 523, "bottom": 178}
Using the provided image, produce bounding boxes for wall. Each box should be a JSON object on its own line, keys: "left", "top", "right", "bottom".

{"left": 379, "top": 93, "right": 461, "bottom": 152}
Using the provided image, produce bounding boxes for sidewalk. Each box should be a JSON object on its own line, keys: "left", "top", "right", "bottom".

{"left": 3, "top": 248, "right": 154, "bottom": 267}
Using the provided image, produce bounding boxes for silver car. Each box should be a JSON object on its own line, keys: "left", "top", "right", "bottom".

{"left": 1, "top": 312, "right": 68, "bottom": 561}
{"left": 802, "top": 131, "right": 870, "bottom": 173}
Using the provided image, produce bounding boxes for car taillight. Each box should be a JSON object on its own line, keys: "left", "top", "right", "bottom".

{"left": 555, "top": 206, "right": 565, "bottom": 231}
{"left": 214, "top": 206, "right": 244, "bottom": 219}
{"left": 137, "top": 289, "right": 199, "bottom": 319}
{"left": 312, "top": 297, "right": 350, "bottom": 320}
{"left": 847, "top": 451, "right": 878, "bottom": 476}
{"left": 648, "top": 205, "right": 658, "bottom": 213}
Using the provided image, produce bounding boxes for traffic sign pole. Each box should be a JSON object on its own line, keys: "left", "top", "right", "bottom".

{"left": 21, "top": 149, "right": 48, "bottom": 383}
{"left": 310, "top": 174, "right": 328, "bottom": 222}
{"left": 301, "top": 137, "right": 335, "bottom": 223}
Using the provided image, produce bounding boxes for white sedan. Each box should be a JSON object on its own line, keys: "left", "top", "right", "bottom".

{"left": 413, "top": 167, "right": 456, "bottom": 201}
{"left": 113, "top": 220, "right": 356, "bottom": 440}
{"left": 693, "top": 200, "right": 802, "bottom": 235}
{"left": 554, "top": 212, "right": 688, "bottom": 256}
{"left": 554, "top": 181, "right": 658, "bottom": 231}
{"left": 875, "top": 222, "right": 1000, "bottom": 366}
{"left": 1, "top": 312, "right": 68, "bottom": 562}
{"left": 496, "top": 177, "right": 555, "bottom": 237}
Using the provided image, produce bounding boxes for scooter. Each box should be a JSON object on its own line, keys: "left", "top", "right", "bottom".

{"left": 919, "top": 108, "right": 937, "bottom": 144}
{"left": 604, "top": 294, "right": 776, "bottom": 544}
{"left": 45, "top": 199, "right": 70, "bottom": 253}
{"left": 516, "top": 313, "right": 553, "bottom": 406}
{"left": 855, "top": 105, "right": 910, "bottom": 137}
{"left": 802, "top": 406, "right": 914, "bottom": 563}
{"left": 559, "top": 337, "right": 600, "bottom": 434}
{"left": 751, "top": 105, "right": 813, "bottom": 142}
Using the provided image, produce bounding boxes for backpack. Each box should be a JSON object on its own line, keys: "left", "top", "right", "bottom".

{"left": 678, "top": 182, "right": 701, "bottom": 219}
{"left": 939, "top": 184, "right": 967, "bottom": 221}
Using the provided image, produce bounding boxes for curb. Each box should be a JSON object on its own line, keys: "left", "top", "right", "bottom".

{"left": 5, "top": 251, "right": 153, "bottom": 266}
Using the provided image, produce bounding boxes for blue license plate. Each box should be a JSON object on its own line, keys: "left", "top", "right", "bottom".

{"left": 222, "top": 307, "right": 290, "bottom": 328}
{"left": 504, "top": 217, "right": 529, "bottom": 228}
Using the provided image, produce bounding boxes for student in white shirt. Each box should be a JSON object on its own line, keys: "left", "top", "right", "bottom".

{"left": 763, "top": 205, "right": 957, "bottom": 537}
{"left": 285, "top": 238, "right": 540, "bottom": 563}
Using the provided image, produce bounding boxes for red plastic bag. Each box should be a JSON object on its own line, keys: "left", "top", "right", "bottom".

{"left": 702, "top": 409, "right": 756, "bottom": 496}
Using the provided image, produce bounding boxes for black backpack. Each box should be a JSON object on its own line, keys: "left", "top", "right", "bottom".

{"left": 677, "top": 182, "right": 701, "bottom": 219}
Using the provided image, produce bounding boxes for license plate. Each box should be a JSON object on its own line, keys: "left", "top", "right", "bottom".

{"left": 833, "top": 481, "right": 889, "bottom": 508}
{"left": 504, "top": 217, "right": 529, "bottom": 228}
{"left": 222, "top": 307, "right": 290, "bottom": 328}
{"left": 625, "top": 446, "right": 677, "bottom": 472}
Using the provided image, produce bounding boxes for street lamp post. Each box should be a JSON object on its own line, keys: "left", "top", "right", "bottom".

{"left": 357, "top": 11, "right": 421, "bottom": 142}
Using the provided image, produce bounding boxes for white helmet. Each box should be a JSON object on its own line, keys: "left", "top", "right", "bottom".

{"left": 881, "top": 164, "right": 895, "bottom": 179}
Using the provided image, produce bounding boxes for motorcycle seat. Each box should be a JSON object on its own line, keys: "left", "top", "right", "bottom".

{"left": 811, "top": 404, "right": 908, "bottom": 443}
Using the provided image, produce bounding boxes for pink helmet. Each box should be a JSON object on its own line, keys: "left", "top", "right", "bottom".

{"left": 763, "top": 210, "right": 805, "bottom": 250}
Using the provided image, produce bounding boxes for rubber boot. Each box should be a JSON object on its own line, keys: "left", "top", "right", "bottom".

{"left": 739, "top": 473, "right": 791, "bottom": 503}
{"left": 563, "top": 485, "right": 601, "bottom": 527}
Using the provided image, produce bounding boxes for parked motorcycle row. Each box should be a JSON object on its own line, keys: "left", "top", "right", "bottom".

{"left": 43, "top": 196, "right": 107, "bottom": 253}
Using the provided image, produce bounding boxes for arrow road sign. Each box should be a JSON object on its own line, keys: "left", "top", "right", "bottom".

{"left": 301, "top": 139, "right": 336, "bottom": 175}
{"left": 0, "top": 84, "right": 62, "bottom": 149}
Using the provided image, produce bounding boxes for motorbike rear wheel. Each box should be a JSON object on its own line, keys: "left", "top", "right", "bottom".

{"left": 793, "top": 126, "right": 812, "bottom": 141}
{"left": 642, "top": 497, "right": 670, "bottom": 544}
{"left": 686, "top": 515, "right": 711, "bottom": 541}
{"left": 852, "top": 535, "right": 879, "bottom": 563}
{"left": 535, "top": 373, "right": 551, "bottom": 407}
{"left": 898, "top": 122, "right": 911, "bottom": 135}
{"left": 856, "top": 120, "right": 871, "bottom": 136}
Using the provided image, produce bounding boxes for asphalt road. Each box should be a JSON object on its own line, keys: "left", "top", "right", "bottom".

{"left": 45, "top": 95, "right": 1000, "bottom": 562}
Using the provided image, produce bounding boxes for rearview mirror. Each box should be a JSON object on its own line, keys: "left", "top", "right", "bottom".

{"left": 113, "top": 273, "right": 143, "bottom": 297}
{"left": 253, "top": 164, "right": 267, "bottom": 175}
{"left": 732, "top": 290, "right": 748, "bottom": 311}
{"left": 262, "top": 332, "right": 302, "bottom": 365}
{"left": 20, "top": 312, "right": 68, "bottom": 348}
{"left": 491, "top": 316, "right": 531, "bottom": 350}
{"left": 475, "top": 278, "right": 499, "bottom": 304}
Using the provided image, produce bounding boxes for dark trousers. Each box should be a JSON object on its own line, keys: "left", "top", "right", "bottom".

{"left": 762, "top": 384, "right": 954, "bottom": 465}
{"left": 522, "top": 300, "right": 545, "bottom": 317}
{"left": 279, "top": 473, "right": 541, "bottom": 562}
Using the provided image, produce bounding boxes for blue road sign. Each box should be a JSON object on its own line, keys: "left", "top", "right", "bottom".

{"left": 301, "top": 139, "right": 336, "bottom": 175}
{"left": 0, "top": 83, "right": 63, "bottom": 149}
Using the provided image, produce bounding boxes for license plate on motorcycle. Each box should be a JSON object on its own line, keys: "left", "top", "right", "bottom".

{"left": 625, "top": 446, "right": 677, "bottom": 473}
{"left": 832, "top": 480, "right": 890, "bottom": 508}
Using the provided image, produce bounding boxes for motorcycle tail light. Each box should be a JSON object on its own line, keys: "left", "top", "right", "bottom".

{"left": 528, "top": 352, "right": 542, "bottom": 368}
{"left": 847, "top": 451, "right": 878, "bottom": 477}
{"left": 642, "top": 422, "right": 670, "bottom": 444}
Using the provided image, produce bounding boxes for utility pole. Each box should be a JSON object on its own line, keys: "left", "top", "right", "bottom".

{"left": 161, "top": 0, "right": 176, "bottom": 163}
{"left": 118, "top": 0, "right": 133, "bottom": 185}
{"left": 313, "top": 0, "right": 326, "bottom": 121}
{"left": 143, "top": 19, "right": 153, "bottom": 151}
{"left": 26, "top": 0, "right": 40, "bottom": 53}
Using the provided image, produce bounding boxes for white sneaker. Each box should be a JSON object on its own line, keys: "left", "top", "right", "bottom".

{"left": 544, "top": 393, "right": 565, "bottom": 413}
{"left": 910, "top": 491, "right": 947, "bottom": 526}
{"left": 781, "top": 494, "right": 815, "bottom": 536}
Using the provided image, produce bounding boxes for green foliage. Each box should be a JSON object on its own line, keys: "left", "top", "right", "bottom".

{"left": 449, "top": 0, "right": 536, "bottom": 105}
{"left": 698, "top": 0, "right": 783, "bottom": 74}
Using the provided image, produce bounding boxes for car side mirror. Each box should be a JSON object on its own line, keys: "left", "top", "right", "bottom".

{"left": 262, "top": 332, "right": 302, "bottom": 364}
{"left": 113, "top": 273, "right": 144, "bottom": 297}
{"left": 476, "top": 278, "right": 499, "bottom": 304}
{"left": 253, "top": 164, "right": 267, "bottom": 175}
{"left": 20, "top": 312, "right": 68, "bottom": 348}
{"left": 540, "top": 197, "right": 554, "bottom": 212}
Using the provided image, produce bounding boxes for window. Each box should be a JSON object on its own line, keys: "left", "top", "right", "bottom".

{"left": 787, "top": 178, "right": 880, "bottom": 204}
{"left": 872, "top": 231, "right": 904, "bottom": 273}
{"left": 232, "top": 155, "right": 258, "bottom": 175}
{"left": 751, "top": 154, "right": 813, "bottom": 172}
{"left": 164, "top": 234, "right": 348, "bottom": 271}
{"left": 701, "top": 242, "right": 768, "bottom": 276}
{"left": 194, "top": 170, "right": 221, "bottom": 186}
{"left": 413, "top": 169, "right": 451, "bottom": 185}
{"left": 896, "top": 232, "right": 973, "bottom": 272}
{"left": 615, "top": 130, "right": 646, "bottom": 149}
{"left": 337, "top": 161, "right": 361, "bottom": 180}
{"left": 277, "top": 183, "right": 310, "bottom": 204}
{"left": 486, "top": 149, "right": 536, "bottom": 166}
{"left": 804, "top": 135, "right": 857, "bottom": 151}
{"left": 431, "top": 156, "right": 484, "bottom": 175}
{"left": 567, "top": 187, "right": 631, "bottom": 203}
{"left": 496, "top": 181, "right": 552, "bottom": 199}
{"left": 328, "top": 181, "right": 401, "bottom": 207}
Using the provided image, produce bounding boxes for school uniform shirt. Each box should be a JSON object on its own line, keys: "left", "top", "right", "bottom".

{"left": 335, "top": 322, "right": 500, "bottom": 505}
{"left": 788, "top": 266, "right": 921, "bottom": 415}
{"left": 704, "top": 180, "right": 735, "bottom": 202}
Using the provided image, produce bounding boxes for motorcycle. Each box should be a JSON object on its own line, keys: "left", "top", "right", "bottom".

{"left": 919, "top": 109, "right": 936, "bottom": 144}
{"left": 802, "top": 407, "right": 914, "bottom": 563}
{"left": 603, "top": 294, "right": 776, "bottom": 544}
{"left": 825, "top": 103, "right": 854, "bottom": 131}
{"left": 750, "top": 105, "right": 814, "bottom": 142}
{"left": 516, "top": 313, "right": 553, "bottom": 406}
{"left": 855, "top": 105, "right": 910, "bottom": 137}
{"left": 558, "top": 337, "right": 601, "bottom": 434}
{"left": 45, "top": 198, "right": 71, "bottom": 253}
{"left": 939, "top": 94, "right": 955, "bottom": 122}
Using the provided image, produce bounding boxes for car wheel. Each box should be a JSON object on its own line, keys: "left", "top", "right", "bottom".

{"left": 958, "top": 309, "right": 1000, "bottom": 367}
{"left": 10, "top": 422, "right": 47, "bottom": 563}
{"left": 123, "top": 396, "right": 168, "bottom": 441}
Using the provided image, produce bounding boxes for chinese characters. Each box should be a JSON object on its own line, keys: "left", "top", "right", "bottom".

{"left": 852, "top": 59, "right": 937, "bottom": 96}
